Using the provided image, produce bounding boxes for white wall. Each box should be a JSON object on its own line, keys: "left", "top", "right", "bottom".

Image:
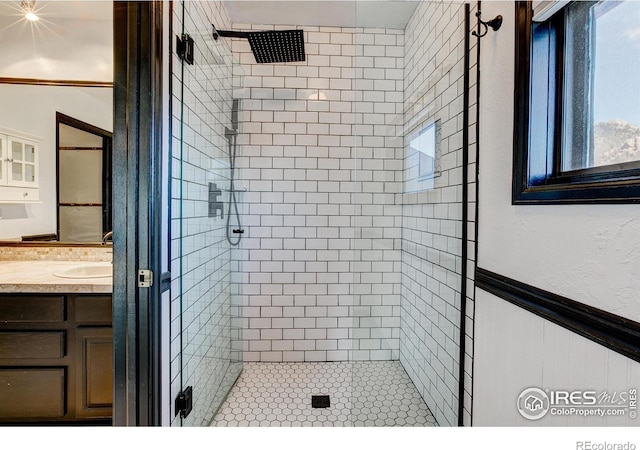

{"left": 474, "top": 1, "right": 640, "bottom": 425}
{"left": 477, "top": 1, "right": 640, "bottom": 322}
{"left": 0, "top": 84, "right": 112, "bottom": 240}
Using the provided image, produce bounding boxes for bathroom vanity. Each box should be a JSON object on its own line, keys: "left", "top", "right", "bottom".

{"left": 0, "top": 261, "right": 113, "bottom": 424}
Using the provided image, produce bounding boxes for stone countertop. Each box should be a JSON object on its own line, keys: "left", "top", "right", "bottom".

{"left": 0, "top": 261, "right": 112, "bottom": 294}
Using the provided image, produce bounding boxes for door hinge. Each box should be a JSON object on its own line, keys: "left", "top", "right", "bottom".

{"left": 175, "top": 386, "right": 193, "bottom": 419}
{"left": 138, "top": 269, "right": 153, "bottom": 288}
{"left": 176, "top": 33, "right": 194, "bottom": 65}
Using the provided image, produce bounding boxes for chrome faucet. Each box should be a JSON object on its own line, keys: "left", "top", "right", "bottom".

{"left": 102, "top": 231, "right": 113, "bottom": 244}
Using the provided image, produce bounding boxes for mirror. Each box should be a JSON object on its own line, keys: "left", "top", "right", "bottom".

{"left": 0, "top": 1, "right": 113, "bottom": 245}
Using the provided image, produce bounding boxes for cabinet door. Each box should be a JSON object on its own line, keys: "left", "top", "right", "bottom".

{"left": 7, "top": 136, "right": 38, "bottom": 188}
{"left": 75, "top": 327, "right": 113, "bottom": 419}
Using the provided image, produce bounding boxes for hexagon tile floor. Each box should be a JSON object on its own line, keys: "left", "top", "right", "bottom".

{"left": 210, "top": 361, "right": 438, "bottom": 427}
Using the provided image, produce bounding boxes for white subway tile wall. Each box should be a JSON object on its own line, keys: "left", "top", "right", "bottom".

{"left": 170, "top": 1, "right": 243, "bottom": 426}
{"left": 400, "top": 1, "right": 477, "bottom": 427}
{"left": 231, "top": 24, "right": 405, "bottom": 364}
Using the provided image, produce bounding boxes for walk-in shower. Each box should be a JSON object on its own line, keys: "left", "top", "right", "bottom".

{"left": 170, "top": 0, "right": 472, "bottom": 427}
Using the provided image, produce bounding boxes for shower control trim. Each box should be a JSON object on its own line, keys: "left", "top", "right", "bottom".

{"left": 208, "top": 182, "right": 224, "bottom": 218}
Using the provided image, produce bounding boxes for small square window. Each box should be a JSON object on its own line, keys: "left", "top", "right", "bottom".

{"left": 405, "top": 120, "right": 440, "bottom": 192}
{"left": 513, "top": 1, "right": 640, "bottom": 203}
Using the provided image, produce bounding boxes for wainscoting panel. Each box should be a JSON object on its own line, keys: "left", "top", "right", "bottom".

{"left": 473, "top": 289, "right": 640, "bottom": 426}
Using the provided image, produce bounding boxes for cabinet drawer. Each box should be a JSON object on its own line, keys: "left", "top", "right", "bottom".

{"left": 0, "top": 368, "right": 65, "bottom": 419}
{"left": 0, "top": 296, "right": 65, "bottom": 322}
{"left": 0, "top": 332, "right": 65, "bottom": 359}
{"left": 0, "top": 186, "right": 39, "bottom": 202}
{"left": 75, "top": 296, "right": 112, "bottom": 323}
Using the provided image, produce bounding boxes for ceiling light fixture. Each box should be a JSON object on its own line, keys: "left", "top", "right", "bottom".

{"left": 21, "top": 0, "right": 39, "bottom": 22}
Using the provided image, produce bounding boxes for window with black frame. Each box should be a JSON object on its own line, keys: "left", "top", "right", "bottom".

{"left": 513, "top": 0, "right": 640, "bottom": 203}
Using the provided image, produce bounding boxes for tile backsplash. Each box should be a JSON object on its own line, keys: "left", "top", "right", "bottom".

{"left": 0, "top": 245, "right": 113, "bottom": 261}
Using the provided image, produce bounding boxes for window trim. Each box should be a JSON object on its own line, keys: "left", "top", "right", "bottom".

{"left": 513, "top": 1, "right": 640, "bottom": 204}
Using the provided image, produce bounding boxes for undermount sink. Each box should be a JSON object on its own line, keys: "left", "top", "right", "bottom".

{"left": 53, "top": 262, "right": 113, "bottom": 279}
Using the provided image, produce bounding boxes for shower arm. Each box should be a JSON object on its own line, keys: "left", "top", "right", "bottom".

{"left": 212, "top": 26, "right": 249, "bottom": 40}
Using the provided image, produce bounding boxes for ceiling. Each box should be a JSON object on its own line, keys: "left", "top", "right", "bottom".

{"left": 0, "top": 0, "right": 420, "bottom": 29}
{"left": 0, "top": 1, "right": 112, "bottom": 80}
{"left": 223, "top": 1, "right": 421, "bottom": 29}
{"left": 0, "top": 0, "right": 418, "bottom": 80}
{"left": 0, "top": 0, "right": 111, "bottom": 21}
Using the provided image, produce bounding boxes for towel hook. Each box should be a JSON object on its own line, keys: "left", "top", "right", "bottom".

{"left": 472, "top": 11, "right": 503, "bottom": 38}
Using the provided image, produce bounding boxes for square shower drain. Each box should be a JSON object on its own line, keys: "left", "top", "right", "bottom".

{"left": 311, "top": 395, "right": 330, "bottom": 408}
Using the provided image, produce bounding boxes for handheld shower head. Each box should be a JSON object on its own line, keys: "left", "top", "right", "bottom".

{"left": 225, "top": 99, "right": 239, "bottom": 138}
{"left": 231, "top": 98, "right": 239, "bottom": 131}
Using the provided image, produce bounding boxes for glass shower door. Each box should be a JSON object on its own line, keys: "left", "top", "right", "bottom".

{"left": 171, "top": 0, "right": 244, "bottom": 426}
{"left": 348, "top": 15, "right": 412, "bottom": 426}
{"left": 348, "top": 0, "right": 469, "bottom": 427}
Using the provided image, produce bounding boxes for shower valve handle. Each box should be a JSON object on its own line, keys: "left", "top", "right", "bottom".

{"left": 208, "top": 182, "right": 224, "bottom": 218}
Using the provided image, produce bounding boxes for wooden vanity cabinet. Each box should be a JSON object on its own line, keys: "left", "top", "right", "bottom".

{"left": 0, "top": 293, "right": 113, "bottom": 424}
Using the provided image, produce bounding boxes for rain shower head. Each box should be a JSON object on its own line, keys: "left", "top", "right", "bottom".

{"left": 247, "top": 30, "right": 305, "bottom": 64}
{"left": 212, "top": 26, "right": 305, "bottom": 64}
